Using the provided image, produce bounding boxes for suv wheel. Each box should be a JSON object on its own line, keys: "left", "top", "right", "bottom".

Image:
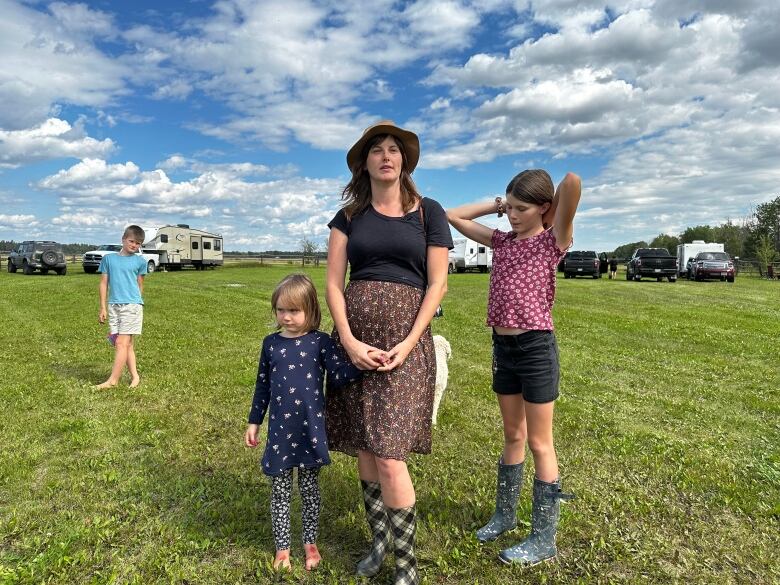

{"left": 42, "top": 250, "right": 59, "bottom": 266}
{"left": 56, "top": 266, "right": 67, "bottom": 276}
{"left": 147, "top": 260, "right": 156, "bottom": 273}
{"left": 23, "top": 260, "right": 34, "bottom": 275}
{"left": 7, "top": 261, "right": 16, "bottom": 273}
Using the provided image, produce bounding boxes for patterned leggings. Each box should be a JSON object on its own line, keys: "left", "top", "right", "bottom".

{"left": 270, "top": 467, "right": 321, "bottom": 550}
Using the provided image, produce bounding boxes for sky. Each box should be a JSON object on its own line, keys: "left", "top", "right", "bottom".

{"left": 1, "top": 0, "right": 779, "bottom": 252}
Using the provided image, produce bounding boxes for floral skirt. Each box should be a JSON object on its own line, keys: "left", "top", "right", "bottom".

{"left": 326, "top": 280, "right": 436, "bottom": 460}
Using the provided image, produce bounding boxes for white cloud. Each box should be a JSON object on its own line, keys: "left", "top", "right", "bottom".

{"left": 39, "top": 158, "right": 139, "bottom": 189}
{"left": 0, "top": 119, "right": 115, "bottom": 168}
{"left": 0, "top": 0, "right": 127, "bottom": 129}
{"left": 0, "top": 213, "right": 38, "bottom": 228}
{"left": 403, "top": 1, "right": 480, "bottom": 50}
{"left": 34, "top": 156, "right": 347, "bottom": 249}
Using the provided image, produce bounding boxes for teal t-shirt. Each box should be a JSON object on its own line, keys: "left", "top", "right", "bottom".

{"left": 98, "top": 254, "right": 147, "bottom": 304}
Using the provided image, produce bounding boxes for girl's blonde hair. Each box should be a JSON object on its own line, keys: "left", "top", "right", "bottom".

{"left": 271, "top": 273, "right": 321, "bottom": 332}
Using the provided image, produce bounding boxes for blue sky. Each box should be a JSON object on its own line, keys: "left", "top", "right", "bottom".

{"left": 1, "top": 0, "right": 779, "bottom": 251}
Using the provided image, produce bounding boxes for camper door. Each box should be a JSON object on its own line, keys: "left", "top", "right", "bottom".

{"left": 191, "top": 236, "right": 203, "bottom": 261}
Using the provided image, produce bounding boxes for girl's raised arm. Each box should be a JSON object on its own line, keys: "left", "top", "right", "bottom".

{"left": 551, "top": 173, "right": 582, "bottom": 251}
{"left": 446, "top": 200, "right": 500, "bottom": 247}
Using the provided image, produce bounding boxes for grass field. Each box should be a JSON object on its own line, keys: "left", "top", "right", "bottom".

{"left": 1, "top": 265, "right": 778, "bottom": 584}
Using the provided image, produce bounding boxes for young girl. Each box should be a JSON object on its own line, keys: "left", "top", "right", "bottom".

{"left": 446, "top": 169, "right": 581, "bottom": 565}
{"left": 245, "top": 273, "right": 362, "bottom": 571}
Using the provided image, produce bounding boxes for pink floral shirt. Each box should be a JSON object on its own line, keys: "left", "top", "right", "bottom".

{"left": 487, "top": 228, "right": 567, "bottom": 330}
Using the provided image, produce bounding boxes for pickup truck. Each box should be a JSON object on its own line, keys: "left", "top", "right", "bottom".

{"left": 689, "top": 251, "right": 735, "bottom": 282}
{"left": 626, "top": 248, "right": 678, "bottom": 282}
{"left": 561, "top": 250, "right": 601, "bottom": 279}
{"left": 82, "top": 244, "right": 159, "bottom": 274}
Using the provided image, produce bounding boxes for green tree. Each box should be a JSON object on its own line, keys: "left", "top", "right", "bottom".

{"left": 649, "top": 233, "right": 680, "bottom": 254}
{"left": 612, "top": 241, "right": 648, "bottom": 260}
{"left": 755, "top": 234, "right": 778, "bottom": 276}
{"left": 300, "top": 237, "right": 319, "bottom": 266}
{"left": 679, "top": 225, "right": 714, "bottom": 243}
{"left": 712, "top": 220, "right": 749, "bottom": 258}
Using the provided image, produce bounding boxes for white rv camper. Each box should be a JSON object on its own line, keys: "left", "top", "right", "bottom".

{"left": 676, "top": 241, "right": 724, "bottom": 277}
{"left": 143, "top": 224, "right": 223, "bottom": 270}
{"left": 449, "top": 238, "right": 493, "bottom": 273}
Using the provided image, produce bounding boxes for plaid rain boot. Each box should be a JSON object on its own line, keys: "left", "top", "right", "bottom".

{"left": 476, "top": 459, "right": 524, "bottom": 542}
{"left": 356, "top": 481, "right": 392, "bottom": 577}
{"left": 499, "top": 477, "right": 574, "bottom": 565}
{"left": 387, "top": 505, "right": 419, "bottom": 585}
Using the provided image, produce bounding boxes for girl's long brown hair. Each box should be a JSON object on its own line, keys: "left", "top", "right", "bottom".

{"left": 505, "top": 169, "right": 554, "bottom": 205}
{"left": 341, "top": 134, "right": 421, "bottom": 219}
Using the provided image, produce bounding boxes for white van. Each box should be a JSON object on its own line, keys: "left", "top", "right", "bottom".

{"left": 676, "top": 241, "right": 724, "bottom": 277}
{"left": 449, "top": 238, "right": 493, "bottom": 273}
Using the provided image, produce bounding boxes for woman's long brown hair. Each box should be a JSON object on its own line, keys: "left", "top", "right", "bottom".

{"left": 341, "top": 134, "right": 421, "bottom": 219}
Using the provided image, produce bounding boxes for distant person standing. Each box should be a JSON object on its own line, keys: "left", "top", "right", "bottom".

{"left": 609, "top": 257, "right": 618, "bottom": 279}
{"left": 96, "top": 225, "right": 147, "bottom": 389}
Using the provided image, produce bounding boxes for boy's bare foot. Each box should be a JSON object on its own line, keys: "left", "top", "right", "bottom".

{"left": 304, "top": 543, "right": 321, "bottom": 571}
{"left": 273, "top": 550, "right": 291, "bottom": 571}
{"left": 95, "top": 380, "right": 117, "bottom": 389}
{"left": 129, "top": 377, "right": 141, "bottom": 388}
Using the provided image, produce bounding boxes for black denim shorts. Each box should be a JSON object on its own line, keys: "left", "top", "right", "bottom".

{"left": 492, "top": 329, "right": 560, "bottom": 403}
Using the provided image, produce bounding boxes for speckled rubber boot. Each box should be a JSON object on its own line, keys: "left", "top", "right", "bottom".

{"left": 356, "top": 481, "right": 392, "bottom": 577}
{"left": 499, "top": 477, "right": 574, "bottom": 565}
{"left": 475, "top": 460, "right": 524, "bottom": 543}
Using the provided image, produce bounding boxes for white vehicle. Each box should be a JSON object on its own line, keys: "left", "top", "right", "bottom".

{"left": 449, "top": 238, "right": 493, "bottom": 273}
{"left": 676, "top": 241, "right": 724, "bottom": 277}
{"left": 82, "top": 244, "right": 160, "bottom": 274}
{"left": 143, "top": 224, "right": 223, "bottom": 270}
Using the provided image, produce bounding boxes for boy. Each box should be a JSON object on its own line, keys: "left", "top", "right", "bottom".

{"left": 96, "top": 225, "right": 148, "bottom": 389}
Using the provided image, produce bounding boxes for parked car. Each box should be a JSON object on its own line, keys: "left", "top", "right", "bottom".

{"left": 7, "top": 241, "right": 67, "bottom": 275}
{"left": 562, "top": 250, "right": 600, "bottom": 279}
{"left": 689, "top": 251, "right": 735, "bottom": 282}
{"left": 83, "top": 244, "right": 159, "bottom": 274}
{"left": 626, "top": 248, "right": 678, "bottom": 282}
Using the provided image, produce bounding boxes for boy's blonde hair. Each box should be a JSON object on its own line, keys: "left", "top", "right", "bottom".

{"left": 123, "top": 224, "right": 146, "bottom": 243}
{"left": 271, "top": 274, "right": 321, "bottom": 332}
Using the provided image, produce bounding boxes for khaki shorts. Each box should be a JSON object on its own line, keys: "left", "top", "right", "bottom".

{"left": 108, "top": 304, "right": 143, "bottom": 335}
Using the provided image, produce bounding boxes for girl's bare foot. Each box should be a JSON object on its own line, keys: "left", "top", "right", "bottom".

{"left": 273, "top": 550, "right": 291, "bottom": 571}
{"left": 95, "top": 380, "right": 117, "bottom": 389}
{"left": 129, "top": 377, "right": 141, "bottom": 388}
{"left": 304, "top": 543, "right": 321, "bottom": 571}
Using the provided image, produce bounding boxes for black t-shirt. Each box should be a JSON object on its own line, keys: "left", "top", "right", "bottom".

{"left": 328, "top": 197, "right": 454, "bottom": 289}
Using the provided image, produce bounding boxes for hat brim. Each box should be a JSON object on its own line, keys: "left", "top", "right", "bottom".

{"left": 346, "top": 123, "right": 420, "bottom": 174}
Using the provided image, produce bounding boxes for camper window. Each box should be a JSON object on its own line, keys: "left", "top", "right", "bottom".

{"left": 204, "top": 242, "right": 211, "bottom": 250}
{"left": 215, "top": 240, "right": 222, "bottom": 251}
{"left": 192, "top": 241, "right": 199, "bottom": 249}
{"left": 160, "top": 234, "right": 168, "bottom": 243}
{"left": 478, "top": 247, "right": 485, "bottom": 253}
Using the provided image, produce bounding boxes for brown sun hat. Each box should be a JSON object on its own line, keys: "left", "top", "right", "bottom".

{"left": 346, "top": 119, "right": 420, "bottom": 174}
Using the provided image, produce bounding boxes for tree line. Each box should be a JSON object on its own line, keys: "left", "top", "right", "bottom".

{"left": 610, "top": 195, "right": 780, "bottom": 268}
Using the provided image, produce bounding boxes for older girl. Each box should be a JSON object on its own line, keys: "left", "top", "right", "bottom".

{"left": 447, "top": 170, "right": 580, "bottom": 565}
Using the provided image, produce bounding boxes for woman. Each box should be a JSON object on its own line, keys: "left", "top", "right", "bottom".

{"left": 326, "top": 120, "right": 452, "bottom": 585}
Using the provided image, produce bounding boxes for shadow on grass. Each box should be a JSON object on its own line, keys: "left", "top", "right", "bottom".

{"left": 130, "top": 454, "right": 378, "bottom": 578}
{"left": 51, "top": 361, "right": 109, "bottom": 384}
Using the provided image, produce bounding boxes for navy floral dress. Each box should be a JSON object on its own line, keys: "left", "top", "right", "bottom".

{"left": 249, "top": 330, "right": 361, "bottom": 476}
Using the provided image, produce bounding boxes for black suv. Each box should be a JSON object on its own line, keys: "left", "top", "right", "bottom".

{"left": 7, "top": 241, "right": 68, "bottom": 275}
